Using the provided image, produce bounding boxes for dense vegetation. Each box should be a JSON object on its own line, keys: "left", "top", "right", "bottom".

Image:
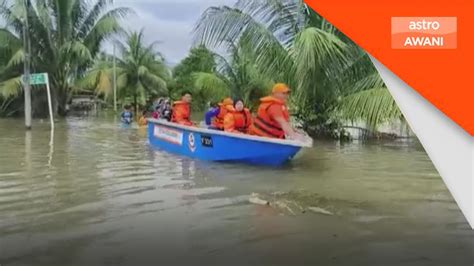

{"left": 193, "top": 0, "right": 402, "bottom": 136}
{"left": 171, "top": 45, "right": 216, "bottom": 110}
{"left": 0, "top": 0, "right": 130, "bottom": 116}
{"left": 0, "top": 0, "right": 403, "bottom": 138}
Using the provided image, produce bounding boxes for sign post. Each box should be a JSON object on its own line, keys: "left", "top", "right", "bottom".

{"left": 44, "top": 74, "right": 54, "bottom": 129}
{"left": 22, "top": 73, "right": 54, "bottom": 128}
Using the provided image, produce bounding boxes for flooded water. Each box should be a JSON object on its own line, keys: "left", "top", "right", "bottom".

{"left": 0, "top": 116, "right": 472, "bottom": 266}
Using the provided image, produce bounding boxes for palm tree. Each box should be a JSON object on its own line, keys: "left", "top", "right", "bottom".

{"left": 334, "top": 52, "right": 402, "bottom": 132}
{"left": 0, "top": 22, "right": 24, "bottom": 116}
{"left": 337, "top": 88, "right": 402, "bottom": 132}
{"left": 75, "top": 52, "right": 114, "bottom": 97}
{"left": 192, "top": 39, "right": 273, "bottom": 110}
{"left": 81, "top": 30, "right": 170, "bottom": 112}
{"left": 194, "top": 1, "right": 348, "bottom": 128}
{"left": 0, "top": 20, "right": 22, "bottom": 99}
{"left": 0, "top": 0, "right": 130, "bottom": 115}
{"left": 171, "top": 44, "right": 217, "bottom": 108}
{"left": 193, "top": 0, "right": 402, "bottom": 135}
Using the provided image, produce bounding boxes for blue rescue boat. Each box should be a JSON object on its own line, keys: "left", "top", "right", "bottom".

{"left": 147, "top": 118, "right": 313, "bottom": 166}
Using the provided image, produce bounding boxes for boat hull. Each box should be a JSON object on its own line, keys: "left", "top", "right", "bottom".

{"left": 147, "top": 119, "right": 308, "bottom": 166}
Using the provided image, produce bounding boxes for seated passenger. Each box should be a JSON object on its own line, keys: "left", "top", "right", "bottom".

{"left": 171, "top": 91, "right": 193, "bottom": 126}
{"left": 152, "top": 98, "right": 164, "bottom": 119}
{"left": 160, "top": 98, "right": 172, "bottom": 121}
{"left": 210, "top": 97, "right": 234, "bottom": 130}
{"left": 223, "top": 99, "right": 252, "bottom": 134}
{"left": 152, "top": 97, "right": 164, "bottom": 112}
{"left": 249, "top": 83, "right": 305, "bottom": 140}
{"left": 204, "top": 101, "right": 219, "bottom": 127}
{"left": 151, "top": 105, "right": 160, "bottom": 119}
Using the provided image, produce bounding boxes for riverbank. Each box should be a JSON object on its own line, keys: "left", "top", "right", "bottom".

{"left": 0, "top": 117, "right": 472, "bottom": 265}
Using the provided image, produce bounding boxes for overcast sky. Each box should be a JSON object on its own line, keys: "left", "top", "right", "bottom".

{"left": 0, "top": 0, "right": 236, "bottom": 65}
{"left": 113, "top": 0, "right": 236, "bottom": 65}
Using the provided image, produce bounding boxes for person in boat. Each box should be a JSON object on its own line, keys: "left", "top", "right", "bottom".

{"left": 249, "top": 83, "right": 305, "bottom": 140}
{"left": 138, "top": 110, "right": 148, "bottom": 127}
{"left": 152, "top": 98, "right": 172, "bottom": 121}
{"left": 151, "top": 105, "right": 160, "bottom": 119}
{"left": 223, "top": 99, "right": 252, "bottom": 134}
{"left": 171, "top": 91, "right": 193, "bottom": 126}
{"left": 152, "top": 97, "right": 164, "bottom": 112}
{"left": 208, "top": 97, "right": 234, "bottom": 130}
{"left": 204, "top": 101, "right": 219, "bottom": 127}
{"left": 120, "top": 105, "right": 133, "bottom": 125}
{"left": 160, "top": 98, "right": 172, "bottom": 121}
{"left": 155, "top": 97, "right": 164, "bottom": 119}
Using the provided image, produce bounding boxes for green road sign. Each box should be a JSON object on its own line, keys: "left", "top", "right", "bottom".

{"left": 22, "top": 73, "right": 47, "bottom": 85}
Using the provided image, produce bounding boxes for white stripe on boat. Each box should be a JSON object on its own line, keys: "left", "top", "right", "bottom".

{"left": 147, "top": 118, "right": 313, "bottom": 148}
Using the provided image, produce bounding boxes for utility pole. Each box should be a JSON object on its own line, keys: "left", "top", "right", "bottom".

{"left": 113, "top": 44, "right": 117, "bottom": 112}
{"left": 22, "top": 0, "right": 32, "bottom": 129}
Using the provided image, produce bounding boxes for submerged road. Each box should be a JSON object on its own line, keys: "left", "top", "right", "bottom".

{"left": 0, "top": 116, "right": 472, "bottom": 265}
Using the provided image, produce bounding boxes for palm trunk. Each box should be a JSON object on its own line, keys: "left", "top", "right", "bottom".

{"left": 58, "top": 90, "right": 69, "bottom": 116}
{"left": 133, "top": 93, "right": 138, "bottom": 117}
{"left": 50, "top": 78, "right": 60, "bottom": 116}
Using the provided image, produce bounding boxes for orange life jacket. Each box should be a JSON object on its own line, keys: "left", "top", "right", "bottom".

{"left": 224, "top": 108, "right": 252, "bottom": 133}
{"left": 250, "top": 96, "right": 289, "bottom": 139}
{"left": 171, "top": 101, "right": 192, "bottom": 126}
{"left": 212, "top": 103, "right": 233, "bottom": 129}
{"left": 138, "top": 116, "right": 147, "bottom": 127}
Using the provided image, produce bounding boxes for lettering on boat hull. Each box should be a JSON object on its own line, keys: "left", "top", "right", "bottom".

{"left": 154, "top": 125, "right": 183, "bottom": 145}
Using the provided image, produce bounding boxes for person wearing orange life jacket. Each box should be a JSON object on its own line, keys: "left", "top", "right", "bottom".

{"left": 171, "top": 91, "right": 194, "bottom": 126}
{"left": 137, "top": 110, "right": 148, "bottom": 127}
{"left": 210, "top": 97, "right": 234, "bottom": 130}
{"left": 223, "top": 99, "right": 252, "bottom": 134}
{"left": 249, "top": 83, "right": 304, "bottom": 140}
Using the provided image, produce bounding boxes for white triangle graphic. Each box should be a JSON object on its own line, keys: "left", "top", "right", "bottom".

{"left": 369, "top": 56, "right": 474, "bottom": 229}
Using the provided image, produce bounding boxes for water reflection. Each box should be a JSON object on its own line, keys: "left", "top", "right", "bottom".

{"left": 24, "top": 130, "right": 32, "bottom": 172}
{"left": 47, "top": 128, "right": 54, "bottom": 168}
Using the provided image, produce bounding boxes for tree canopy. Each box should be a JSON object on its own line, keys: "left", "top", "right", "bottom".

{"left": 171, "top": 44, "right": 216, "bottom": 108}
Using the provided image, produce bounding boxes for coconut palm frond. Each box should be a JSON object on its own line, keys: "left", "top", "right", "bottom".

{"left": 192, "top": 72, "right": 230, "bottom": 101}
{"left": 338, "top": 87, "right": 401, "bottom": 131}
{"left": 142, "top": 72, "right": 167, "bottom": 95}
{"left": 6, "top": 48, "right": 24, "bottom": 68}
{"left": 193, "top": 6, "right": 254, "bottom": 49}
{"left": 291, "top": 27, "right": 348, "bottom": 101}
{"left": 0, "top": 76, "right": 21, "bottom": 98}
{"left": 0, "top": 28, "right": 21, "bottom": 47}
{"left": 236, "top": 0, "right": 305, "bottom": 44}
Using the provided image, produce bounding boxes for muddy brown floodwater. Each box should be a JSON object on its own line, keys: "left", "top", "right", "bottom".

{"left": 0, "top": 116, "right": 472, "bottom": 266}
